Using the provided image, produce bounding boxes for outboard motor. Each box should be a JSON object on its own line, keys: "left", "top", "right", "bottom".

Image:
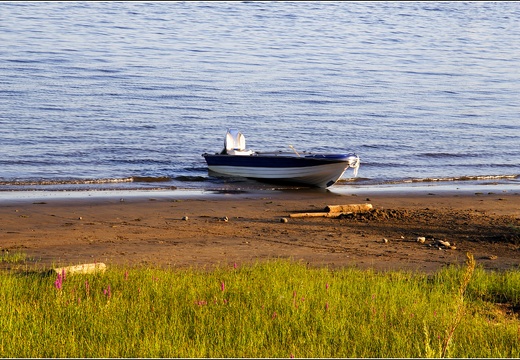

{"left": 221, "top": 129, "right": 253, "bottom": 155}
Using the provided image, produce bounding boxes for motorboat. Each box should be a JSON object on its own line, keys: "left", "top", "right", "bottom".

{"left": 202, "top": 129, "right": 360, "bottom": 188}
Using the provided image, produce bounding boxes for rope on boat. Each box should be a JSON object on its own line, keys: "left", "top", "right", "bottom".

{"left": 351, "top": 156, "right": 360, "bottom": 177}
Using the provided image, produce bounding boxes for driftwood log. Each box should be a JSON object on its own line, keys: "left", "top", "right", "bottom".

{"left": 289, "top": 212, "right": 342, "bottom": 218}
{"left": 289, "top": 203, "right": 373, "bottom": 218}
{"left": 324, "top": 204, "right": 373, "bottom": 213}
{"left": 54, "top": 262, "right": 107, "bottom": 275}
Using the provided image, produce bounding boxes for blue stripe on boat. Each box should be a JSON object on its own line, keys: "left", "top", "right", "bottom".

{"left": 203, "top": 154, "right": 352, "bottom": 168}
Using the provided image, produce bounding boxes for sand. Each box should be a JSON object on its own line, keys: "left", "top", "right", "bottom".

{"left": 1, "top": 188, "right": 519, "bottom": 273}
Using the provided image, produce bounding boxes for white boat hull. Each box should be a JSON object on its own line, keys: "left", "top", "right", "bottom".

{"left": 207, "top": 162, "right": 348, "bottom": 188}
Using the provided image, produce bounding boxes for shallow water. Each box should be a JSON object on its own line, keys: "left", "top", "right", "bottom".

{"left": 1, "top": 2, "right": 519, "bottom": 193}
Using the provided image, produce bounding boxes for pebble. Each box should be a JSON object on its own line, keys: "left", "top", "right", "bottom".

{"left": 280, "top": 217, "right": 288, "bottom": 223}
{"left": 429, "top": 239, "right": 457, "bottom": 250}
{"left": 437, "top": 240, "right": 451, "bottom": 247}
{"left": 182, "top": 216, "right": 189, "bottom": 221}
{"left": 417, "top": 236, "right": 426, "bottom": 243}
{"left": 382, "top": 238, "right": 388, "bottom": 243}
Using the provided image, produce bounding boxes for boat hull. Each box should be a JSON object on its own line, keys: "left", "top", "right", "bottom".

{"left": 203, "top": 153, "right": 359, "bottom": 188}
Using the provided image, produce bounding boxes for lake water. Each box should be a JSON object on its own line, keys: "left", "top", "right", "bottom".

{"left": 1, "top": 2, "right": 519, "bottom": 196}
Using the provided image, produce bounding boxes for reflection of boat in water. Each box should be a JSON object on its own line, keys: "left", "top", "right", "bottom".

{"left": 202, "top": 129, "right": 360, "bottom": 188}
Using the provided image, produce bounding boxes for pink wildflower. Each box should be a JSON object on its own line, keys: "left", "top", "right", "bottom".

{"left": 103, "top": 285, "right": 111, "bottom": 299}
{"left": 54, "top": 273, "right": 63, "bottom": 290}
{"left": 221, "top": 281, "right": 225, "bottom": 292}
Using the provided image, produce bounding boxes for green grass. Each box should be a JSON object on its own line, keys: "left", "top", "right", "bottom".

{"left": 0, "top": 251, "right": 28, "bottom": 263}
{"left": 0, "top": 255, "right": 519, "bottom": 358}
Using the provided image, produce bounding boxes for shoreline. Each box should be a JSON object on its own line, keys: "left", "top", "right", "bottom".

{"left": 1, "top": 185, "right": 519, "bottom": 274}
{"left": 0, "top": 180, "right": 518, "bottom": 204}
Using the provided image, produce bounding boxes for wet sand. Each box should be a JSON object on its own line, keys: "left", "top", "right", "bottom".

{"left": 1, "top": 188, "right": 519, "bottom": 273}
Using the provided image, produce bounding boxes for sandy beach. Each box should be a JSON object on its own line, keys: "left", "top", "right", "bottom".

{"left": 1, "top": 187, "right": 519, "bottom": 273}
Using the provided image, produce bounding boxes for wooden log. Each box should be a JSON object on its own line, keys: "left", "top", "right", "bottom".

{"left": 54, "top": 262, "right": 107, "bottom": 276}
{"left": 289, "top": 212, "right": 348, "bottom": 218}
{"left": 324, "top": 204, "right": 373, "bottom": 213}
